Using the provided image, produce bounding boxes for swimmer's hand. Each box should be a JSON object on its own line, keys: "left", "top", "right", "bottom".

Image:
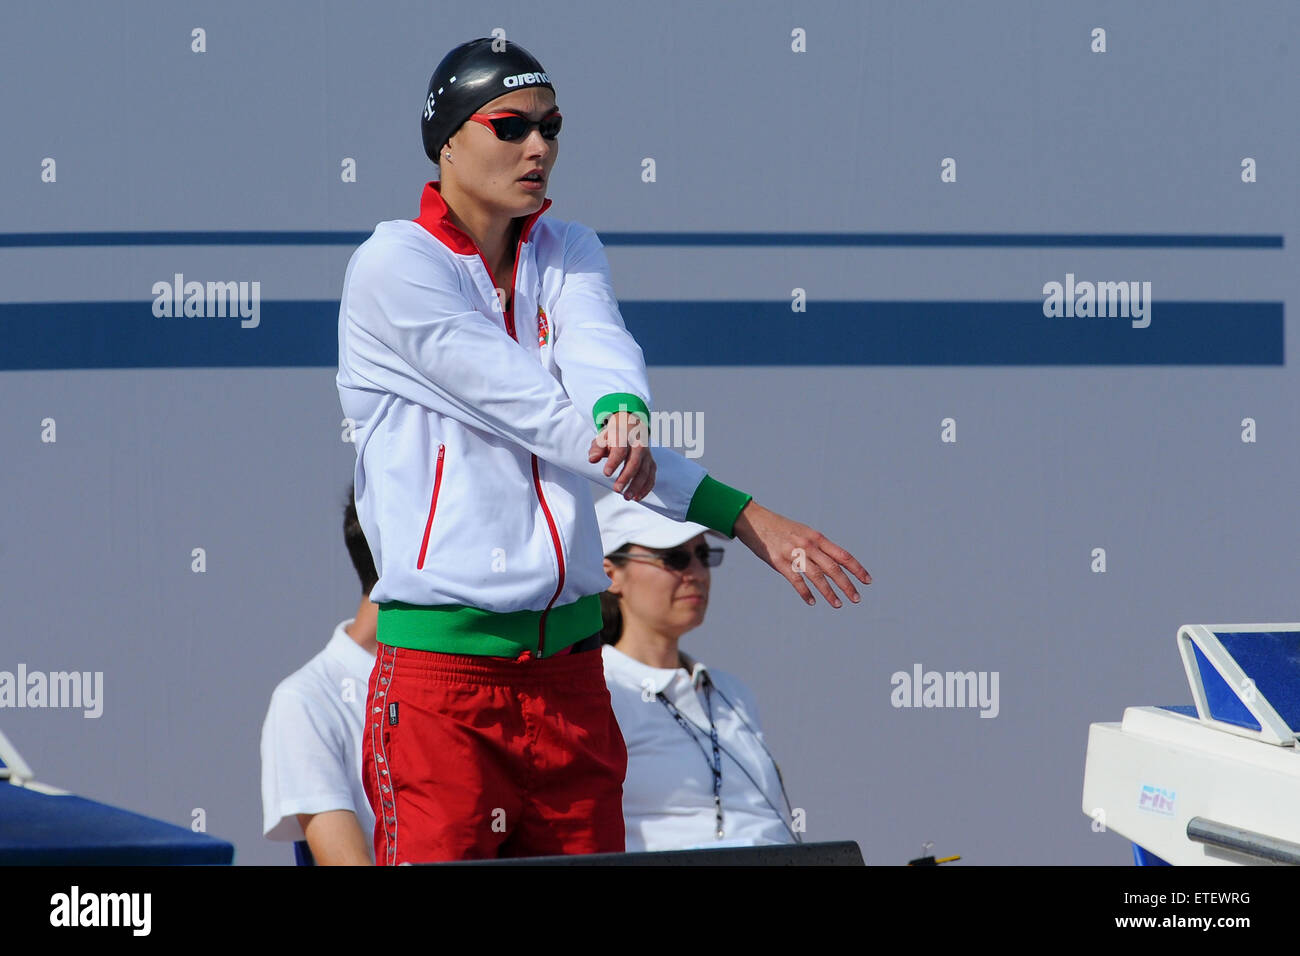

{"left": 732, "top": 500, "right": 871, "bottom": 607}
{"left": 589, "top": 410, "right": 655, "bottom": 501}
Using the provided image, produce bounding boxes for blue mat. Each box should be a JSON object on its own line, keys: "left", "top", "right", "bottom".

{"left": 0, "top": 784, "right": 234, "bottom": 865}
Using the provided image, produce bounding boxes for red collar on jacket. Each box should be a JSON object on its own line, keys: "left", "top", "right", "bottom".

{"left": 413, "top": 180, "right": 553, "bottom": 255}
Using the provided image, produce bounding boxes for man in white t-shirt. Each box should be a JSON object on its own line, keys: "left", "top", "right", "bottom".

{"left": 260, "top": 485, "right": 378, "bottom": 865}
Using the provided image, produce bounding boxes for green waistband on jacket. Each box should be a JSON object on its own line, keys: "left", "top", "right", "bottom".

{"left": 376, "top": 594, "right": 603, "bottom": 658}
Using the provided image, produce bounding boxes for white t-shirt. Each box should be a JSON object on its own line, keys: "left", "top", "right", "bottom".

{"left": 602, "top": 643, "right": 796, "bottom": 852}
{"left": 260, "top": 620, "right": 377, "bottom": 860}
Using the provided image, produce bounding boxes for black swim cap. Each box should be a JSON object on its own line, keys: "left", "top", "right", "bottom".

{"left": 421, "top": 37, "right": 555, "bottom": 164}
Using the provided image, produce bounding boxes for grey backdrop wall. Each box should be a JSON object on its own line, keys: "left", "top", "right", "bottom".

{"left": 2, "top": 0, "right": 1296, "bottom": 864}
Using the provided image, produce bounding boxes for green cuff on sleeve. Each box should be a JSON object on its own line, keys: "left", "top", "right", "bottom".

{"left": 686, "top": 475, "right": 753, "bottom": 538}
{"left": 593, "top": 392, "right": 651, "bottom": 430}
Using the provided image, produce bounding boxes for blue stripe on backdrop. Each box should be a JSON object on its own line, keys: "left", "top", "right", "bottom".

{"left": 0, "top": 232, "right": 373, "bottom": 248}
{"left": 0, "top": 232, "right": 1285, "bottom": 249}
{"left": 598, "top": 233, "right": 1285, "bottom": 249}
{"left": 0, "top": 301, "right": 1282, "bottom": 370}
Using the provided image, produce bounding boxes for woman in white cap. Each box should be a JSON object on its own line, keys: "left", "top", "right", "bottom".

{"left": 595, "top": 489, "right": 800, "bottom": 852}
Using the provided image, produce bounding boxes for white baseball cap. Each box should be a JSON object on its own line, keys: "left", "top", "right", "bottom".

{"left": 594, "top": 487, "right": 719, "bottom": 556}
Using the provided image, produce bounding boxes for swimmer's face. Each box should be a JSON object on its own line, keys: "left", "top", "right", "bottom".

{"left": 443, "top": 87, "right": 559, "bottom": 219}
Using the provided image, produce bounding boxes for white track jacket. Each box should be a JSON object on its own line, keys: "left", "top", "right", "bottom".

{"left": 336, "top": 182, "right": 750, "bottom": 656}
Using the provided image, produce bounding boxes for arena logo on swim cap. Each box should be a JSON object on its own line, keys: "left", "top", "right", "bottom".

{"left": 503, "top": 71, "right": 550, "bottom": 88}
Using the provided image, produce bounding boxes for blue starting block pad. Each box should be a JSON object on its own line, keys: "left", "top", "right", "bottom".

{"left": 1082, "top": 623, "right": 1300, "bottom": 866}
{"left": 0, "top": 783, "right": 234, "bottom": 865}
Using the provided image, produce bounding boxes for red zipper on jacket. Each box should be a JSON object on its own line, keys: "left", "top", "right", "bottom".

{"left": 532, "top": 456, "right": 565, "bottom": 657}
{"left": 411, "top": 184, "right": 564, "bottom": 656}
{"left": 501, "top": 223, "right": 563, "bottom": 656}
{"left": 416, "top": 443, "right": 446, "bottom": 570}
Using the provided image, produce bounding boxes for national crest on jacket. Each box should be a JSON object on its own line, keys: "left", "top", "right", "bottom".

{"left": 537, "top": 305, "right": 550, "bottom": 347}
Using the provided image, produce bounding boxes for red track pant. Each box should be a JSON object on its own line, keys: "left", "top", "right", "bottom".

{"left": 362, "top": 641, "right": 628, "bottom": 864}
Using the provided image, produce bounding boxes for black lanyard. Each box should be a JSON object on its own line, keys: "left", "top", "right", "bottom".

{"left": 656, "top": 682, "right": 724, "bottom": 839}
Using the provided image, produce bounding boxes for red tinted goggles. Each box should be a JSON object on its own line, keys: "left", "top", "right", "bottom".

{"left": 468, "top": 110, "right": 563, "bottom": 142}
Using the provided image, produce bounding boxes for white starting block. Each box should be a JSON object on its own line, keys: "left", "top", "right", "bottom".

{"left": 1082, "top": 623, "right": 1300, "bottom": 865}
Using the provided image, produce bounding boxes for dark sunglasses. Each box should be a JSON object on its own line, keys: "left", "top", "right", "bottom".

{"left": 467, "top": 110, "right": 563, "bottom": 142}
{"left": 610, "top": 545, "right": 724, "bottom": 571}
